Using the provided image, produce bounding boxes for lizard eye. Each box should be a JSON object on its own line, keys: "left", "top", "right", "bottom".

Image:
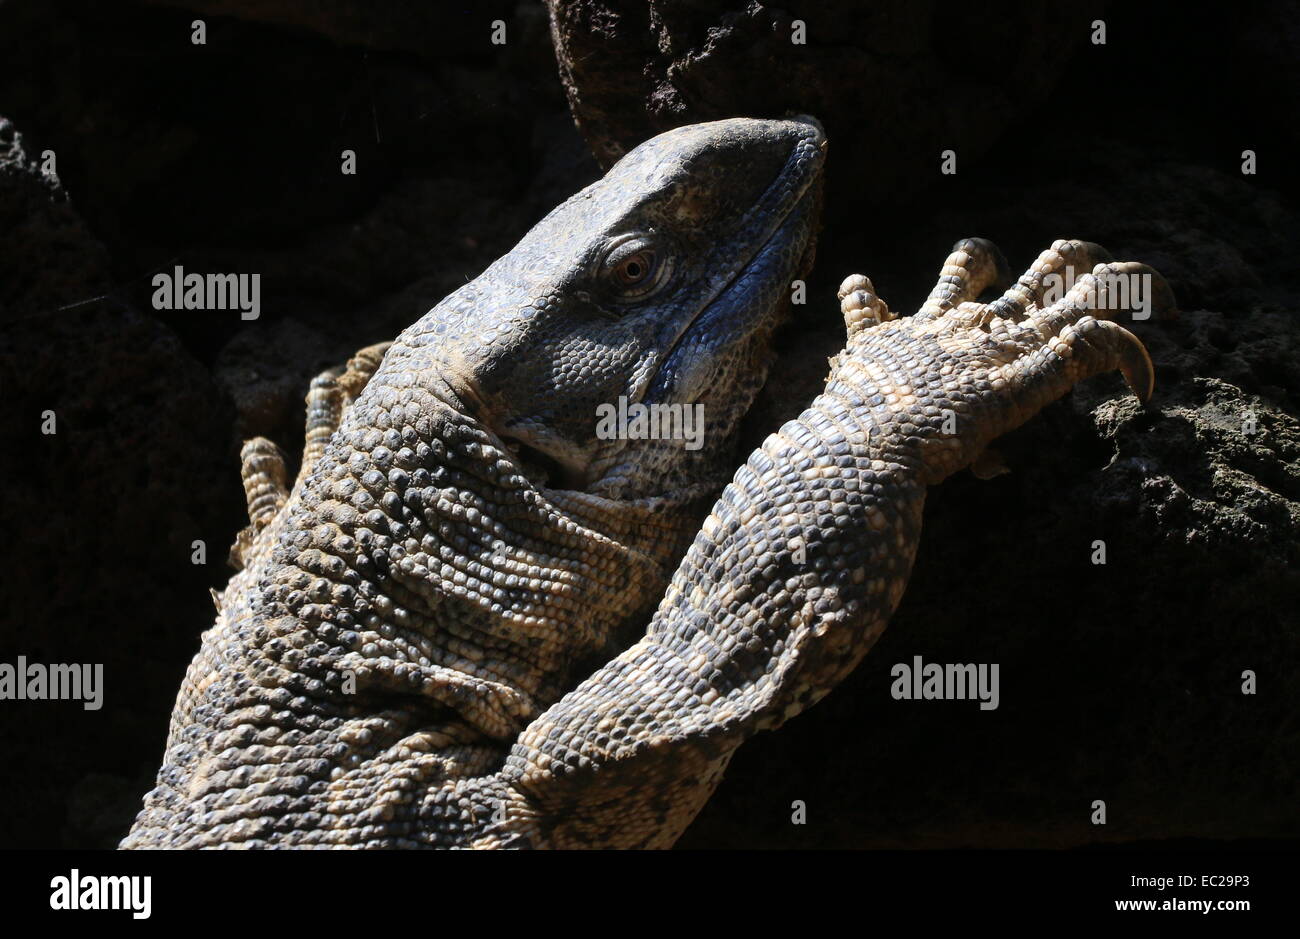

{"left": 616, "top": 251, "right": 654, "bottom": 286}
{"left": 601, "top": 235, "right": 672, "bottom": 300}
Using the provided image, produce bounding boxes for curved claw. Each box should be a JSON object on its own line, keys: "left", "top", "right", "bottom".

{"left": 1018, "top": 252, "right": 1168, "bottom": 405}
{"left": 1091, "top": 261, "right": 1178, "bottom": 322}
{"left": 1107, "top": 320, "right": 1156, "bottom": 403}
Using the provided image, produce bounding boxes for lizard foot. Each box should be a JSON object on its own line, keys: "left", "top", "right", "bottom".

{"left": 836, "top": 238, "right": 1175, "bottom": 484}
{"left": 230, "top": 341, "right": 393, "bottom": 569}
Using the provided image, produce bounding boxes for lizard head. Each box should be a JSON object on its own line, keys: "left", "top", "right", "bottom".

{"left": 404, "top": 115, "right": 826, "bottom": 501}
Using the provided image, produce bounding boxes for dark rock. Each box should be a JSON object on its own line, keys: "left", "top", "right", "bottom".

{"left": 0, "top": 294, "right": 241, "bottom": 848}
{"left": 214, "top": 316, "right": 338, "bottom": 442}
{"left": 0, "top": 118, "right": 112, "bottom": 321}
{"left": 547, "top": 0, "right": 1087, "bottom": 206}
{"left": 140, "top": 0, "right": 520, "bottom": 58}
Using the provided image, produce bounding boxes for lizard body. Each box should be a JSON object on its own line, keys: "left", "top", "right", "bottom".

{"left": 124, "top": 117, "right": 1169, "bottom": 848}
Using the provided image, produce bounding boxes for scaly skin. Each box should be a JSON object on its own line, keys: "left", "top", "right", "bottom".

{"left": 124, "top": 112, "right": 1172, "bottom": 846}
{"left": 123, "top": 117, "right": 826, "bottom": 847}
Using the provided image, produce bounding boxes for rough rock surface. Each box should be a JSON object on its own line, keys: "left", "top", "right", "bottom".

{"left": 0, "top": 118, "right": 112, "bottom": 321}
{"left": 546, "top": 0, "right": 1087, "bottom": 201}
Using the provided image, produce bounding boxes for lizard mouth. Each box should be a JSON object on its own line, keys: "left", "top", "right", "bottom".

{"left": 620, "top": 119, "right": 825, "bottom": 428}
{"left": 659, "top": 119, "right": 825, "bottom": 364}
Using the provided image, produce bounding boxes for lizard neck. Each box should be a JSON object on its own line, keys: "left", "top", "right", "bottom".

{"left": 243, "top": 391, "right": 712, "bottom": 739}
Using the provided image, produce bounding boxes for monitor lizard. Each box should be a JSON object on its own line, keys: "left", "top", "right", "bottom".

{"left": 122, "top": 116, "right": 1170, "bottom": 848}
